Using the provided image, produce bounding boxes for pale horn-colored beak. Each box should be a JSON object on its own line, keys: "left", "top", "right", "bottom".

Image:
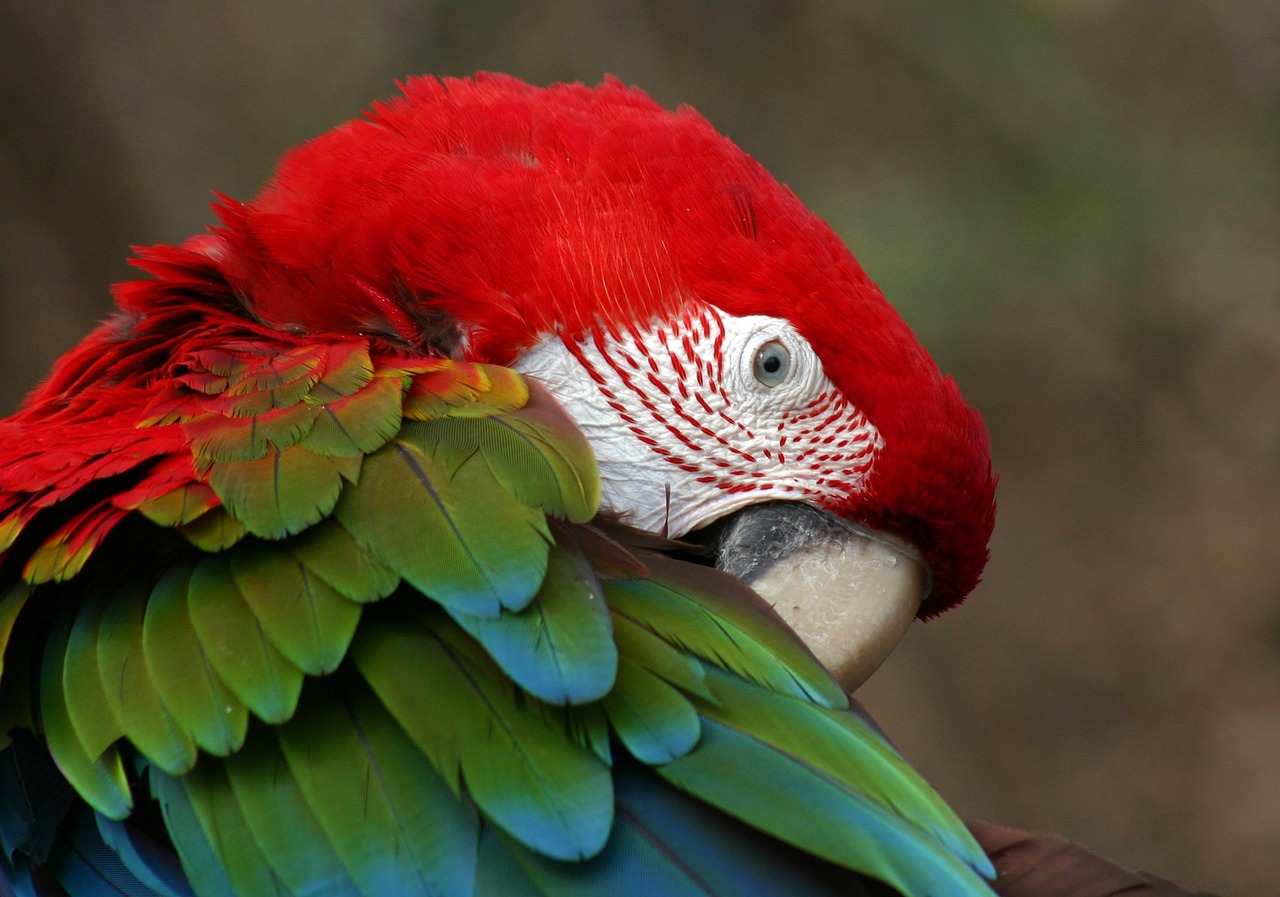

{"left": 712, "top": 502, "right": 929, "bottom": 692}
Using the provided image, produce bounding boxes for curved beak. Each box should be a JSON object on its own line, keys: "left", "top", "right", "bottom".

{"left": 710, "top": 502, "right": 930, "bottom": 692}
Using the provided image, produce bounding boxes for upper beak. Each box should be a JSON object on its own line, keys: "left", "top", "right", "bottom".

{"left": 709, "top": 502, "right": 930, "bottom": 692}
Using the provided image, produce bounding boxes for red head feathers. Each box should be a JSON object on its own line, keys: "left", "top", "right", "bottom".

{"left": 48, "top": 73, "right": 996, "bottom": 613}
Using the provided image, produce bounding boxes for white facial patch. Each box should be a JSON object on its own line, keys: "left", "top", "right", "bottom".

{"left": 514, "top": 303, "right": 883, "bottom": 537}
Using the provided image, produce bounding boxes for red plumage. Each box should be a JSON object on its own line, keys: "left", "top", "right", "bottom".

{"left": 1, "top": 72, "right": 994, "bottom": 613}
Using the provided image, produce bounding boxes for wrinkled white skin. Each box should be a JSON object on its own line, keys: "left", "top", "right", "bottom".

{"left": 513, "top": 309, "right": 882, "bottom": 539}
{"left": 749, "top": 533, "right": 927, "bottom": 691}
{"left": 515, "top": 313, "right": 920, "bottom": 691}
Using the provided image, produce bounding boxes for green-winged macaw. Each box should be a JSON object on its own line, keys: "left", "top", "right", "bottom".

{"left": 0, "top": 74, "right": 998, "bottom": 897}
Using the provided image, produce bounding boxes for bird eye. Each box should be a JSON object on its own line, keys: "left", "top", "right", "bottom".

{"left": 752, "top": 340, "right": 791, "bottom": 387}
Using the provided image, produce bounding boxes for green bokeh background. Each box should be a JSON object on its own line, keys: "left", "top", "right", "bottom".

{"left": 2, "top": 2, "right": 1276, "bottom": 893}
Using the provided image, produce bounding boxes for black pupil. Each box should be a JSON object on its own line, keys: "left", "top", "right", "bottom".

{"left": 762, "top": 354, "right": 781, "bottom": 373}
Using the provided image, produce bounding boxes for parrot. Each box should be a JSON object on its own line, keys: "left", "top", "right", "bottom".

{"left": 0, "top": 73, "right": 998, "bottom": 897}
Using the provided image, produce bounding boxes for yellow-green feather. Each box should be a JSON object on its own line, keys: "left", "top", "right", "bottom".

{"left": 143, "top": 563, "right": 250, "bottom": 756}
{"left": 62, "top": 585, "right": 125, "bottom": 760}
{"left": 285, "top": 520, "right": 400, "bottom": 604}
{"left": 187, "top": 553, "right": 304, "bottom": 725}
{"left": 40, "top": 608, "right": 133, "bottom": 819}
{"left": 352, "top": 611, "right": 613, "bottom": 862}
{"left": 229, "top": 540, "right": 363, "bottom": 676}
{"left": 95, "top": 572, "right": 197, "bottom": 774}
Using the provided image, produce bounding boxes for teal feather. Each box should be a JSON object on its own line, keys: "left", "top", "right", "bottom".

{"left": 275, "top": 677, "right": 479, "bottom": 897}
{"left": 150, "top": 765, "right": 279, "bottom": 897}
{"left": 0, "top": 728, "right": 77, "bottom": 869}
{"left": 658, "top": 717, "right": 993, "bottom": 897}
{"left": 471, "top": 757, "right": 875, "bottom": 897}
{"left": 474, "top": 825, "right": 545, "bottom": 895}
{"left": 0, "top": 856, "right": 35, "bottom": 897}
{"left": 697, "top": 668, "right": 992, "bottom": 872}
{"left": 608, "top": 756, "right": 868, "bottom": 897}
{"left": 221, "top": 730, "right": 357, "bottom": 897}
{"left": 603, "top": 657, "right": 700, "bottom": 765}
{"left": 537, "top": 702, "right": 613, "bottom": 767}
{"left": 352, "top": 611, "right": 613, "bottom": 861}
{"left": 450, "top": 543, "right": 616, "bottom": 705}
{"left": 40, "top": 807, "right": 189, "bottom": 897}
{"left": 94, "top": 812, "right": 194, "bottom": 897}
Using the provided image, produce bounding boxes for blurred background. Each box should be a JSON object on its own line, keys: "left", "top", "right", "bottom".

{"left": 1, "top": 0, "right": 1276, "bottom": 892}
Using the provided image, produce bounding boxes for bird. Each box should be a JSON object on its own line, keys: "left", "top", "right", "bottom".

{"left": 0, "top": 73, "right": 998, "bottom": 897}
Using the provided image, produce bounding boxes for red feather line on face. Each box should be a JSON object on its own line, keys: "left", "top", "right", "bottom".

{"left": 2, "top": 73, "right": 995, "bottom": 613}
{"left": 559, "top": 303, "right": 880, "bottom": 511}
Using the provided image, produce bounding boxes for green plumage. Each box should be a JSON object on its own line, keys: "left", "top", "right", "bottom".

{"left": 95, "top": 573, "right": 197, "bottom": 776}
{"left": 39, "top": 608, "right": 133, "bottom": 819}
{"left": 284, "top": 521, "right": 399, "bottom": 604}
{"left": 603, "top": 554, "right": 847, "bottom": 709}
{"left": 63, "top": 585, "right": 126, "bottom": 761}
{"left": 0, "top": 347, "right": 995, "bottom": 897}
{"left": 337, "top": 421, "right": 554, "bottom": 617}
{"left": 187, "top": 553, "right": 305, "bottom": 726}
{"left": 276, "top": 677, "right": 479, "bottom": 897}
{"left": 603, "top": 656, "right": 701, "bottom": 765}
{"left": 452, "top": 542, "right": 617, "bottom": 704}
{"left": 353, "top": 610, "right": 615, "bottom": 862}
{"left": 142, "top": 565, "right": 249, "bottom": 756}
{"left": 229, "top": 541, "right": 362, "bottom": 676}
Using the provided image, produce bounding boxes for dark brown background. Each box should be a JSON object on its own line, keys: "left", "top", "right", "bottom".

{"left": 2, "top": 2, "right": 1276, "bottom": 893}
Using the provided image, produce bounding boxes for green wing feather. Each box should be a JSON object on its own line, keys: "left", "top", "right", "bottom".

{"left": 205, "top": 446, "right": 358, "bottom": 540}
{"left": 275, "top": 676, "right": 479, "bottom": 897}
{"left": 63, "top": 585, "right": 126, "bottom": 762}
{"left": 157, "top": 761, "right": 292, "bottom": 897}
{"left": 661, "top": 667, "right": 994, "bottom": 890}
{"left": 285, "top": 520, "right": 400, "bottom": 604}
{"left": 229, "top": 540, "right": 362, "bottom": 676}
{"left": 187, "top": 553, "right": 306, "bottom": 726}
{"left": 336, "top": 420, "right": 554, "bottom": 617}
{"left": 603, "top": 657, "right": 701, "bottom": 765}
{"left": 221, "top": 728, "right": 359, "bottom": 896}
{"left": 698, "top": 668, "right": 988, "bottom": 866}
{"left": 94, "top": 574, "right": 197, "bottom": 775}
{"left": 604, "top": 552, "right": 847, "bottom": 709}
{"left": 143, "top": 564, "right": 250, "bottom": 756}
{"left": 39, "top": 607, "right": 133, "bottom": 819}
{"left": 0, "top": 341, "right": 994, "bottom": 897}
{"left": 451, "top": 541, "right": 617, "bottom": 704}
{"left": 353, "top": 610, "right": 614, "bottom": 862}
{"left": 149, "top": 768, "right": 247, "bottom": 897}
